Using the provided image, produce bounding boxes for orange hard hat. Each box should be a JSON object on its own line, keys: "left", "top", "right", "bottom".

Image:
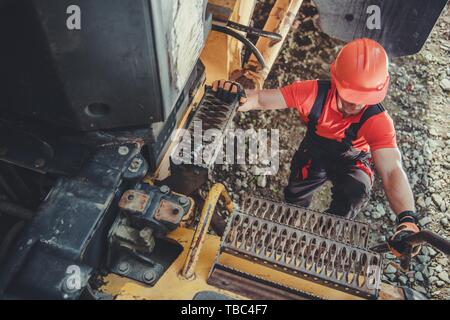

{"left": 331, "top": 38, "right": 390, "bottom": 105}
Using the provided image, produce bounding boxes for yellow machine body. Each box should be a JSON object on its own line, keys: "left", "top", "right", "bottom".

{"left": 100, "top": 0, "right": 408, "bottom": 301}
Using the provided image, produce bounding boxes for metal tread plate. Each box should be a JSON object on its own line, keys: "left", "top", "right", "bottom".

{"left": 171, "top": 86, "right": 239, "bottom": 170}
{"left": 220, "top": 211, "right": 383, "bottom": 299}
{"left": 241, "top": 196, "right": 370, "bottom": 248}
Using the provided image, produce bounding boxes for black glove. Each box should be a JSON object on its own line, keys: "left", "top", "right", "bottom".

{"left": 388, "top": 211, "right": 421, "bottom": 258}
{"left": 211, "top": 80, "right": 247, "bottom": 104}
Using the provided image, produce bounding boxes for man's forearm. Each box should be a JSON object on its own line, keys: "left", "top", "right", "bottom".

{"left": 241, "top": 89, "right": 287, "bottom": 111}
{"left": 382, "top": 167, "right": 416, "bottom": 215}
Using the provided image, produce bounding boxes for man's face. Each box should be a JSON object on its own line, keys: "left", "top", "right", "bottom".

{"left": 336, "top": 93, "right": 365, "bottom": 117}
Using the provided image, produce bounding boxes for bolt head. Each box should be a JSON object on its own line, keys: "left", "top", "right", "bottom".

{"left": 142, "top": 271, "right": 155, "bottom": 283}
{"left": 118, "top": 262, "right": 130, "bottom": 274}
{"left": 118, "top": 146, "right": 130, "bottom": 156}
{"left": 129, "top": 158, "right": 142, "bottom": 170}
{"left": 178, "top": 197, "right": 189, "bottom": 206}
{"left": 160, "top": 185, "right": 170, "bottom": 194}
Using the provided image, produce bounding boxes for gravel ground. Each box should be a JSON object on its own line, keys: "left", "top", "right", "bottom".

{"left": 207, "top": 0, "right": 450, "bottom": 299}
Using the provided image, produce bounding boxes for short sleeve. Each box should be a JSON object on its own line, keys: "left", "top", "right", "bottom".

{"left": 360, "top": 112, "right": 398, "bottom": 151}
{"left": 280, "top": 80, "right": 317, "bottom": 121}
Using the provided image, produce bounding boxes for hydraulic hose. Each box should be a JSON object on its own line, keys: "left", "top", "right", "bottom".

{"left": 211, "top": 24, "right": 267, "bottom": 69}
{"left": 224, "top": 20, "right": 282, "bottom": 42}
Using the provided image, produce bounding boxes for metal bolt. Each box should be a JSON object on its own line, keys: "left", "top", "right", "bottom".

{"left": 178, "top": 197, "right": 189, "bottom": 206}
{"left": 160, "top": 185, "right": 170, "bottom": 195}
{"left": 34, "top": 158, "right": 46, "bottom": 168}
{"left": 142, "top": 271, "right": 155, "bottom": 284}
{"left": 128, "top": 157, "right": 143, "bottom": 172}
{"left": 118, "top": 261, "right": 130, "bottom": 275}
{"left": 118, "top": 146, "right": 130, "bottom": 156}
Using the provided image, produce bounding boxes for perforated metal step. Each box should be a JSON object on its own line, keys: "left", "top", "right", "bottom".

{"left": 218, "top": 211, "right": 383, "bottom": 299}
{"left": 241, "top": 196, "right": 370, "bottom": 248}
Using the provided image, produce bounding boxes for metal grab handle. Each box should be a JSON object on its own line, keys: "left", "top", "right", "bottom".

{"left": 371, "top": 231, "right": 450, "bottom": 255}
{"left": 180, "top": 183, "right": 234, "bottom": 280}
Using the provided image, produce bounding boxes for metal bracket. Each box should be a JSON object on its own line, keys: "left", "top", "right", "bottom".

{"left": 107, "top": 184, "right": 193, "bottom": 286}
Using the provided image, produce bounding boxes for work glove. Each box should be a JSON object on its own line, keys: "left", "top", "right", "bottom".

{"left": 388, "top": 211, "right": 421, "bottom": 258}
{"left": 211, "top": 79, "right": 248, "bottom": 105}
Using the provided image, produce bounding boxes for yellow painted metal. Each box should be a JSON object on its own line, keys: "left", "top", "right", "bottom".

{"left": 231, "top": 0, "right": 304, "bottom": 89}
{"left": 100, "top": 227, "right": 246, "bottom": 300}
{"left": 100, "top": 226, "right": 404, "bottom": 300}
{"left": 181, "top": 183, "right": 233, "bottom": 279}
{"left": 217, "top": 253, "right": 362, "bottom": 300}
{"left": 200, "top": 0, "right": 257, "bottom": 85}
{"left": 228, "top": 0, "right": 258, "bottom": 74}
{"left": 99, "top": 1, "right": 407, "bottom": 300}
{"left": 153, "top": 0, "right": 257, "bottom": 180}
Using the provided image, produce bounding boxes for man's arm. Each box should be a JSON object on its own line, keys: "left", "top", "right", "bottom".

{"left": 373, "top": 148, "right": 423, "bottom": 258}
{"left": 211, "top": 80, "right": 288, "bottom": 112}
{"left": 238, "top": 88, "right": 288, "bottom": 112}
{"left": 372, "top": 148, "right": 416, "bottom": 215}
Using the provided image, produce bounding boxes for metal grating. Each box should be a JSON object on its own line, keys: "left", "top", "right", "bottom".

{"left": 171, "top": 87, "right": 238, "bottom": 170}
{"left": 241, "top": 196, "right": 370, "bottom": 248}
{"left": 220, "top": 211, "right": 383, "bottom": 299}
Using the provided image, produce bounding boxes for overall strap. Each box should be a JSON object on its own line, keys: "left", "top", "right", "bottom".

{"left": 307, "top": 80, "right": 332, "bottom": 133}
{"left": 342, "top": 103, "right": 386, "bottom": 146}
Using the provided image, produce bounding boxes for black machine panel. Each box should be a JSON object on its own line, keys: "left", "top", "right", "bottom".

{"left": 0, "top": 0, "right": 211, "bottom": 131}
{"left": 314, "top": 0, "right": 448, "bottom": 57}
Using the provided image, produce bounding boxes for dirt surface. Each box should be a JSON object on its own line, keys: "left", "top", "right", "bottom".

{"left": 208, "top": 0, "right": 450, "bottom": 299}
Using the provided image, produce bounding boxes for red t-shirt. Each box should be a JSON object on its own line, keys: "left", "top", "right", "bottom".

{"left": 281, "top": 80, "right": 397, "bottom": 152}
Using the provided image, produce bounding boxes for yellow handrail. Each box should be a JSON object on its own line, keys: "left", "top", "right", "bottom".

{"left": 180, "top": 183, "right": 233, "bottom": 280}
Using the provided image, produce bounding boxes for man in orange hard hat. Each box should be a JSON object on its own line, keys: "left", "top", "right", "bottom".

{"left": 213, "top": 38, "right": 420, "bottom": 258}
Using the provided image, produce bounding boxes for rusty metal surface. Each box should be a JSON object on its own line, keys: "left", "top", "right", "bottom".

{"left": 155, "top": 200, "right": 185, "bottom": 225}
{"left": 220, "top": 211, "right": 383, "bottom": 299}
{"left": 208, "top": 263, "right": 319, "bottom": 300}
{"left": 241, "top": 196, "right": 370, "bottom": 248}
{"left": 119, "top": 190, "right": 150, "bottom": 214}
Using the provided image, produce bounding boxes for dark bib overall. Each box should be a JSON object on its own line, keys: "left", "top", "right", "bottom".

{"left": 284, "top": 80, "right": 386, "bottom": 219}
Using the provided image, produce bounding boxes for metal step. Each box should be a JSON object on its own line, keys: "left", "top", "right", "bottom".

{"left": 241, "top": 196, "right": 370, "bottom": 248}
{"left": 168, "top": 87, "right": 238, "bottom": 194}
{"left": 171, "top": 87, "right": 238, "bottom": 170}
{"left": 219, "top": 211, "right": 383, "bottom": 299}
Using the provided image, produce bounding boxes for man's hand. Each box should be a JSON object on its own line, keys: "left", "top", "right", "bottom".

{"left": 211, "top": 80, "right": 247, "bottom": 105}
{"left": 388, "top": 211, "right": 421, "bottom": 258}
{"left": 211, "top": 79, "right": 288, "bottom": 112}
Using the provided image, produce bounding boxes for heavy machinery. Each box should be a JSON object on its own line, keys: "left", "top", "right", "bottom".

{"left": 0, "top": 0, "right": 448, "bottom": 300}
